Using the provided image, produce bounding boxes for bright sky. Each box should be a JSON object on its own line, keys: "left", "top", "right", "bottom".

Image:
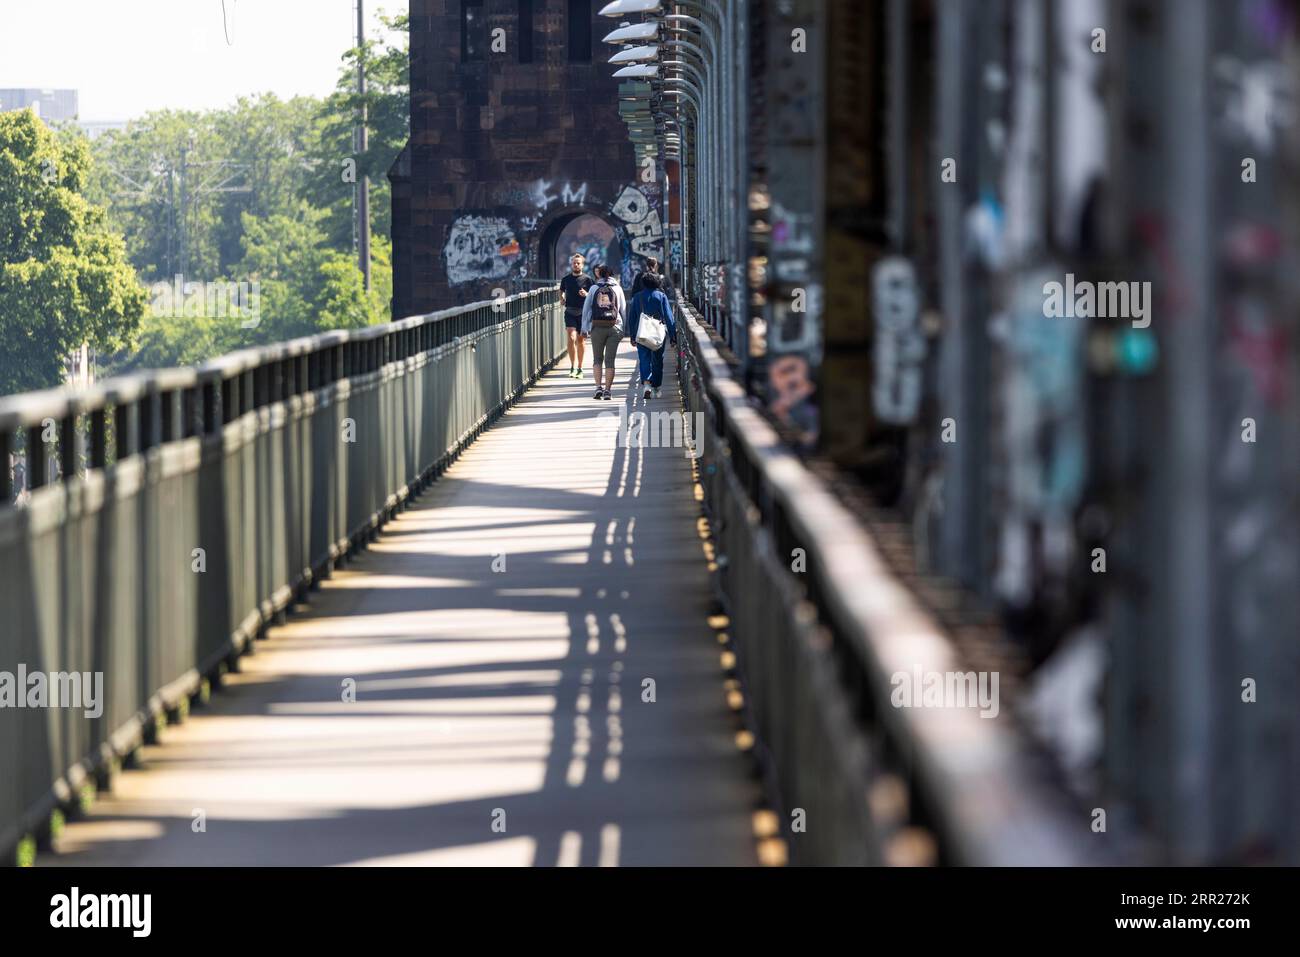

{"left": 0, "top": 0, "right": 404, "bottom": 121}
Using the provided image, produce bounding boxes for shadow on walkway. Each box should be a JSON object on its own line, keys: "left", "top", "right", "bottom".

{"left": 46, "top": 340, "right": 761, "bottom": 867}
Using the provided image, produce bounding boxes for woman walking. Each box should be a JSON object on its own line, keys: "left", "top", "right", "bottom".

{"left": 580, "top": 264, "right": 627, "bottom": 400}
{"left": 626, "top": 272, "right": 677, "bottom": 400}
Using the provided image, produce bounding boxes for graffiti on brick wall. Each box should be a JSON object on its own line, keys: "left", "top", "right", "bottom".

{"left": 555, "top": 214, "right": 618, "bottom": 275}
{"left": 447, "top": 180, "right": 665, "bottom": 287}
{"left": 444, "top": 215, "right": 523, "bottom": 285}
{"left": 531, "top": 179, "right": 589, "bottom": 212}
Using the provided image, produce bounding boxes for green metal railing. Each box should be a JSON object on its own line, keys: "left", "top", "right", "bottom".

{"left": 677, "top": 301, "right": 1090, "bottom": 866}
{"left": 0, "top": 287, "right": 563, "bottom": 862}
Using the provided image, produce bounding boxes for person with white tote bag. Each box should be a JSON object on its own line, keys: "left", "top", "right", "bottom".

{"left": 626, "top": 272, "right": 677, "bottom": 400}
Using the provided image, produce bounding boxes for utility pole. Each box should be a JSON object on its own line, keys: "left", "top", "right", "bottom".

{"left": 179, "top": 137, "right": 193, "bottom": 280}
{"left": 355, "top": 0, "right": 372, "bottom": 291}
{"left": 166, "top": 159, "right": 176, "bottom": 276}
{"left": 108, "top": 137, "right": 249, "bottom": 281}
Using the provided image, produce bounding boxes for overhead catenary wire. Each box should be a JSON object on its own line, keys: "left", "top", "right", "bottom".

{"left": 221, "top": 0, "right": 236, "bottom": 46}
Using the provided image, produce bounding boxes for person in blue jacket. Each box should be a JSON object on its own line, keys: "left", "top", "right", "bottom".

{"left": 626, "top": 271, "right": 677, "bottom": 400}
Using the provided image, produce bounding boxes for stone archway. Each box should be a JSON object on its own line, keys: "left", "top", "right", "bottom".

{"left": 538, "top": 210, "right": 623, "bottom": 281}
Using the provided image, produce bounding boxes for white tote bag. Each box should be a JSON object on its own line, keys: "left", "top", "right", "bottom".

{"left": 636, "top": 313, "right": 666, "bottom": 350}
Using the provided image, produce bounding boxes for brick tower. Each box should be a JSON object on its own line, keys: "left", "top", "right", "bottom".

{"left": 391, "top": 0, "right": 665, "bottom": 317}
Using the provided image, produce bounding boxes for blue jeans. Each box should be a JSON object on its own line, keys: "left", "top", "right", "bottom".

{"left": 637, "top": 342, "right": 665, "bottom": 387}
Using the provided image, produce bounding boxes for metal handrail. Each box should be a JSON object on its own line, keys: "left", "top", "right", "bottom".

{"left": 0, "top": 287, "right": 564, "bottom": 864}
{"left": 1, "top": 289, "right": 558, "bottom": 497}
{"left": 677, "top": 301, "right": 1090, "bottom": 865}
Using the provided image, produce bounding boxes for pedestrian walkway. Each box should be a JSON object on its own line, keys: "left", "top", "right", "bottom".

{"left": 43, "top": 338, "right": 760, "bottom": 867}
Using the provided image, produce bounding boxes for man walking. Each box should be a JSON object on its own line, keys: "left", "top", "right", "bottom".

{"left": 581, "top": 264, "right": 627, "bottom": 400}
{"left": 627, "top": 272, "right": 677, "bottom": 400}
{"left": 559, "top": 253, "right": 592, "bottom": 378}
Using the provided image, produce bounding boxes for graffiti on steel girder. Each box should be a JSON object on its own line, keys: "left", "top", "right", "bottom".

{"left": 610, "top": 184, "right": 664, "bottom": 260}
{"left": 872, "top": 256, "right": 927, "bottom": 425}
{"left": 769, "top": 201, "right": 815, "bottom": 285}
{"left": 701, "top": 263, "right": 726, "bottom": 308}
{"left": 992, "top": 267, "right": 1087, "bottom": 606}
{"left": 667, "top": 227, "right": 683, "bottom": 273}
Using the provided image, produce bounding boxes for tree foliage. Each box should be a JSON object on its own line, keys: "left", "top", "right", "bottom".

{"left": 0, "top": 12, "right": 410, "bottom": 391}
{"left": 0, "top": 109, "right": 147, "bottom": 394}
{"left": 306, "top": 10, "right": 410, "bottom": 250}
{"left": 93, "top": 11, "right": 410, "bottom": 377}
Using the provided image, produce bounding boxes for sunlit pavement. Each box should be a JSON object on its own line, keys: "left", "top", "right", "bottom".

{"left": 45, "top": 340, "right": 760, "bottom": 867}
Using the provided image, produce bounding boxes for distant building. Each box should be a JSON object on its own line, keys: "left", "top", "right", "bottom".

{"left": 0, "top": 88, "right": 79, "bottom": 122}
{"left": 390, "top": 1, "right": 664, "bottom": 317}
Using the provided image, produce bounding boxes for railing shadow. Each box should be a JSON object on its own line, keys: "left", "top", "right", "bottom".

{"left": 43, "top": 342, "right": 759, "bottom": 866}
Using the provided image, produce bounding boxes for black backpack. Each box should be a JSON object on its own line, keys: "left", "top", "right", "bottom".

{"left": 591, "top": 282, "right": 618, "bottom": 326}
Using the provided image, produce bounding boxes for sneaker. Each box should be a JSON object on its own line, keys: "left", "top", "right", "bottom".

{"left": 653, "top": 387, "right": 662, "bottom": 399}
{"left": 643, "top": 386, "right": 653, "bottom": 399}
{"left": 602, "top": 390, "right": 612, "bottom": 400}
{"left": 574, "top": 367, "right": 582, "bottom": 379}
{"left": 568, "top": 367, "right": 576, "bottom": 378}
{"left": 594, "top": 387, "right": 605, "bottom": 400}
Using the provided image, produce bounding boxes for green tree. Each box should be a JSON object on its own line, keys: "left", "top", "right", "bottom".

{"left": 87, "top": 96, "right": 325, "bottom": 284}
{"left": 86, "top": 14, "right": 406, "bottom": 377}
{"left": 307, "top": 10, "right": 409, "bottom": 250}
{"left": 0, "top": 109, "right": 146, "bottom": 395}
{"left": 120, "top": 308, "right": 241, "bottom": 373}
{"left": 238, "top": 203, "right": 366, "bottom": 340}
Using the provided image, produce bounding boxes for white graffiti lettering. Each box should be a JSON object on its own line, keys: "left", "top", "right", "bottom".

{"left": 561, "top": 182, "right": 588, "bottom": 206}
{"left": 531, "top": 179, "right": 558, "bottom": 211}
{"left": 611, "top": 185, "right": 663, "bottom": 259}
{"left": 445, "top": 216, "right": 522, "bottom": 285}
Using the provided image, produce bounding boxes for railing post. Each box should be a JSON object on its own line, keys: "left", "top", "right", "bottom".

{"left": 219, "top": 379, "right": 230, "bottom": 426}
{"left": 25, "top": 425, "right": 47, "bottom": 488}
{"left": 203, "top": 381, "right": 218, "bottom": 434}
{"left": 114, "top": 402, "right": 135, "bottom": 460}
{"left": 0, "top": 429, "right": 12, "bottom": 501}
{"left": 161, "top": 391, "right": 177, "bottom": 443}
{"left": 182, "top": 387, "right": 198, "bottom": 439}
{"left": 138, "top": 392, "right": 155, "bottom": 453}
{"left": 59, "top": 411, "right": 78, "bottom": 479}
{"left": 90, "top": 408, "right": 107, "bottom": 467}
